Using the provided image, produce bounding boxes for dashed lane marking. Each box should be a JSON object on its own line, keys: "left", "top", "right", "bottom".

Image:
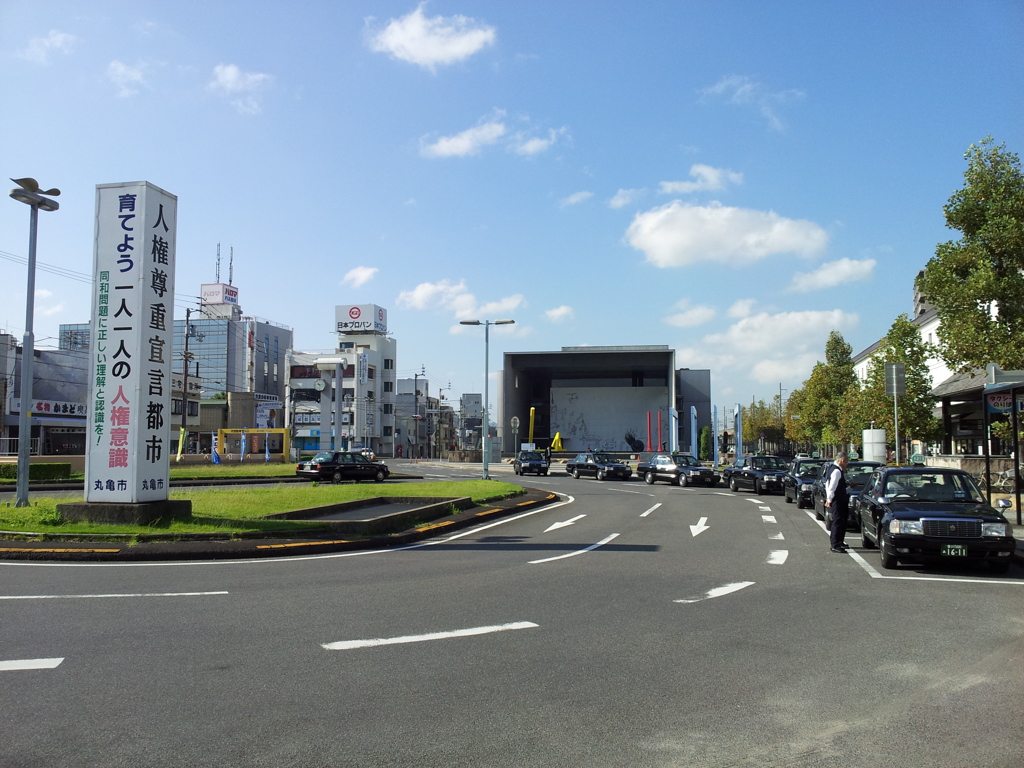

{"left": 767, "top": 550, "right": 789, "bottom": 565}
{"left": 323, "top": 621, "right": 539, "bottom": 651}
{"left": 640, "top": 503, "right": 662, "bottom": 518}
{"left": 761, "top": 515, "right": 777, "bottom": 524}
{"left": 0, "top": 658, "right": 64, "bottom": 671}
{"left": 675, "top": 581, "right": 755, "bottom": 604}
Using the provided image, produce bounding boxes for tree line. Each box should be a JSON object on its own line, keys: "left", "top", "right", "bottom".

{"left": 743, "top": 137, "right": 1023, "bottom": 456}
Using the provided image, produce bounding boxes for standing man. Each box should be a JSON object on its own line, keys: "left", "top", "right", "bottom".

{"left": 824, "top": 452, "right": 850, "bottom": 553}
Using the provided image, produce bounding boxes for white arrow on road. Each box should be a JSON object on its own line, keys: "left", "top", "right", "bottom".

{"left": 689, "top": 517, "right": 710, "bottom": 537}
{"left": 544, "top": 514, "right": 586, "bottom": 533}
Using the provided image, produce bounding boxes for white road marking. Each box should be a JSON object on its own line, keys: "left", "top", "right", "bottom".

{"left": 715, "top": 492, "right": 732, "bottom": 497}
{"left": 0, "top": 591, "right": 229, "bottom": 600}
{"left": 606, "top": 487, "right": 654, "bottom": 496}
{"left": 322, "top": 621, "right": 539, "bottom": 651}
{"left": 675, "top": 581, "right": 755, "bottom": 604}
{"left": 544, "top": 514, "right": 586, "bottom": 532}
{"left": 767, "top": 550, "right": 789, "bottom": 564}
{"left": 640, "top": 503, "right": 662, "bottom": 518}
{"left": 759, "top": 506, "right": 772, "bottom": 511}
{"left": 761, "top": 515, "right": 777, "bottom": 524}
{"left": 0, "top": 658, "right": 64, "bottom": 671}
{"left": 769, "top": 532, "right": 785, "bottom": 540}
{"left": 689, "top": 517, "right": 711, "bottom": 537}
{"left": 529, "top": 533, "right": 620, "bottom": 564}
{"left": 746, "top": 499, "right": 763, "bottom": 504}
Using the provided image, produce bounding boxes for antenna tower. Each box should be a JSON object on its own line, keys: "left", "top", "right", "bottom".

{"left": 215, "top": 243, "right": 221, "bottom": 283}
{"left": 229, "top": 247, "right": 234, "bottom": 286}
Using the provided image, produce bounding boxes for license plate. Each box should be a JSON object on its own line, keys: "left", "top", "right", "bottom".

{"left": 941, "top": 544, "right": 968, "bottom": 557}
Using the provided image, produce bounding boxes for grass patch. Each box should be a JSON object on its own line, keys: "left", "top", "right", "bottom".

{"left": 0, "top": 480, "right": 524, "bottom": 538}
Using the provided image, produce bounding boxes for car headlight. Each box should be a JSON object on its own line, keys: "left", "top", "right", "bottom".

{"left": 982, "top": 522, "right": 1010, "bottom": 538}
{"left": 800, "top": 484, "right": 814, "bottom": 492}
{"left": 890, "top": 519, "right": 923, "bottom": 535}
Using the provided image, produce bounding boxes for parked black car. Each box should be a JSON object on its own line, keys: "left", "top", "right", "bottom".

{"left": 727, "top": 455, "right": 788, "bottom": 494}
{"left": 783, "top": 458, "right": 828, "bottom": 508}
{"left": 565, "top": 452, "right": 632, "bottom": 481}
{"left": 513, "top": 450, "right": 549, "bottom": 476}
{"left": 812, "top": 461, "right": 881, "bottom": 530}
{"left": 637, "top": 452, "right": 719, "bottom": 487}
{"left": 856, "top": 467, "right": 1016, "bottom": 573}
{"left": 295, "top": 451, "right": 390, "bottom": 483}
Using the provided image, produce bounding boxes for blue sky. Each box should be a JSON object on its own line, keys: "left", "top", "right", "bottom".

{"left": 2, "top": 1, "right": 1022, "bottom": 414}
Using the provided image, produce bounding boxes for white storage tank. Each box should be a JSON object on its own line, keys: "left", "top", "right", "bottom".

{"left": 862, "top": 429, "right": 887, "bottom": 464}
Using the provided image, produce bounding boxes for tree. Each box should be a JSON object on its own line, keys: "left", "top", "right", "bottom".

{"left": 784, "top": 387, "right": 814, "bottom": 444}
{"left": 698, "top": 425, "right": 711, "bottom": 461}
{"left": 855, "top": 314, "right": 941, "bottom": 445}
{"left": 800, "top": 331, "right": 860, "bottom": 447}
{"left": 916, "top": 137, "right": 1024, "bottom": 372}
{"left": 743, "top": 398, "right": 784, "bottom": 450}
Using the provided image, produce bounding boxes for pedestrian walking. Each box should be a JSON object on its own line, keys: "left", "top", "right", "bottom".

{"left": 544, "top": 444, "right": 552, "bottom": 463}
{"left": 824, "top": 452, "right": 850, "bottom": 552}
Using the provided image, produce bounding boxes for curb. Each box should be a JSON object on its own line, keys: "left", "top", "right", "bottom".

{"left": 0, "top": 488, "right": 562, "bottom": 563}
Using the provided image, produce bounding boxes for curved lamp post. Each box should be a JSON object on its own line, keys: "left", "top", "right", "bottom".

{"left": 9, "top": 178, "right": 60, "bottom": 508}
{"left": 459, "top": 319, "right": 514, "bottom": 480}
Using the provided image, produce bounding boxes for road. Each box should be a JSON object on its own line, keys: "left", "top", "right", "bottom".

{"left": 3, "top": 462, "right": 1023, "bottom": 767}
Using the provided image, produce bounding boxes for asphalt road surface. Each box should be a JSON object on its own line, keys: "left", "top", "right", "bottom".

{"left": 3, "top": 462, "right": 1023, "bottom": 767}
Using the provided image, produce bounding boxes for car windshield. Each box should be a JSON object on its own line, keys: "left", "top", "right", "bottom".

{"left": 593, "top": 453, "right": 617, "bottom": 463}
{"left": 751, "top": 457, "right": 786, "bottom": 470}
{"left": 673, "top": 454, "right": 701, "bottom": 466}
{"left": 796, "top": 460, "right": 827, "bottom": 475}
{"left": 520, "top": 452, "right": 543, "bottom": 461}
{"left": 882, "top": 472, "right": 984, "bottom": 503}
{"left": 312, "top": 452, "right": 334, "bottom": 463}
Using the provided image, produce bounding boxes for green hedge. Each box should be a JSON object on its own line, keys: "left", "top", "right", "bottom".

{"left": 0, "top": 463, "right": 72, "bottom": 481}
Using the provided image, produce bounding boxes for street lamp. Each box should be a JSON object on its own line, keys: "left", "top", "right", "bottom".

{"left": 460, "top": 318, "right": 514, "bottom": 480}
{"left": 8, "top": 178, "right": 60, "bottom": 508}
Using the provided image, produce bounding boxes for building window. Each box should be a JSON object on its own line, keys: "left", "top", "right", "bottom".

{"left": 188, "top": 401, "right": 199, "bottom": 417}
{"left": 383, "top": 381, "right": 394, "bottom": 392}
{"left": 384, "top": 358, "right": 394, "bottom": 370}
{"left": 383, "top": 403, "right": 393, "bottom": 414}
{"left": 171, "top": 399, "right": 183, "bottom": 416}
{"left": 383, "top": 426, "right": 393, "bottom": 437}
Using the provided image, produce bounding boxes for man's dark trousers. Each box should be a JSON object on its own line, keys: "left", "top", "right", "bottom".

{"left": 829, "top": 466, "right": 849, "bottom": 549}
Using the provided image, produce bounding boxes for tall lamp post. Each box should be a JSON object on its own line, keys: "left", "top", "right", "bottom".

{"left": 459, "top": 318, "right": 514, "bottom": 480}
{"left": 8, "top": 178, "right": 60, "bottom": 508}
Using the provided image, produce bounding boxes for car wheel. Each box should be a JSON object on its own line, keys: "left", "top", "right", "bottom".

{"left": 795, "top": 495, "right": 805, "bottom": 509}
{"left": 879, "top": 534, "right": 897, "bottom": 569}
{"left": 645, "top": 471, "right": 655, "bottom": 485}
{"left": 814, "top": 501, "right": 823, "bottom": 521}
{"left": 677, "top": 474, "right": 687, "bottom": 488}
{"left": 596, "top": 469, "right": 606, "bottom": 481}
{"left": 729, "top": 477, "right": 738, "bottom": 492}
{"left": 541, "top": 470, "right": 548, "bottom": 476}
{"left": 572, "top": 469, "right": 580, "bottom": 479}
{"left": 861, "top": 523, "right": 874, "bottom": 549}
{"left": 755, "top": 479, "right": 764, "bottom": 495}
{"left": 374, "top": 469, "right": 385, "bottom": 483}
{"left": 332, "top": 470, "right": 343, "bottom": 484}
{"left": 784, "top": 489, "right": 793, "bottom": 504}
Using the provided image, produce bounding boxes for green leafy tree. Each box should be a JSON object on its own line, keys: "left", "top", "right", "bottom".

{"left": 801, "top": 331, "right": 860, "bottom": 447}
{"left": 743, "top": 399, "right": 784, "bottom": 450}
{"left": 916, "top": 137, "right": 1024, "bottom": 372}
{"left": 855, "top": 314, "right": 941, "bottom": 445}
{"left": 784, "top": 387, "right": 814, "bottom": 445}
{"left": 698, "top": 425, "right": 711, "bottom": 461}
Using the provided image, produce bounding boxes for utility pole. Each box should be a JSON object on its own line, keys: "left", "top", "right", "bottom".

{"left": 178, "top": 307, "right": 194, "bottom": 461}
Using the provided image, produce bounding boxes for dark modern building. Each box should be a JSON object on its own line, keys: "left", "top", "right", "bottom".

{"left": 501, "top": 345, "right": 712, "bottom": 455}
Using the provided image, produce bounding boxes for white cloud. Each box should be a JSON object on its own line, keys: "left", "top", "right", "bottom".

{"left": 40, "top": 303, "right": 65, "bottom": 317}
{"left": 700, "top": 75, "right": 805, "bottom": 131}
{"left": 22, "top": 30, "right": 76, "bottom": 64}
{"left": 663, "top": 299, "right": 716, "bottom": 328}
{"left": 369, "top": 3, "right": 496, "bottom": 72}
{"left": 658, "top": 164, "right": 743, "bottom": 195}
{"left": 545, "top": 305, "right": 574, "bottom": 322}
{"left": 789, "top": 258, "right": 876, "bottom": 293}
{"left": 421, "top": 119, "right": 506, "bottom": 158}
{"left": 678, "top": 308, "right": 858, "bottom": 387}
{"left": 35, "top": 289, "right": 53, "bottom": 299}
{"left": 341, "top": 266, "right": 379, "bottom": 288}
{"left": 728, "top": 299, "right": 756, "bottom": 319}
{"left": 625, "top": 200, "right": 828, "bottom": 267}
{"left": 208, "top": 64, "right": 272, "bottom": 114}
{"left": 609, "top": 188, "right": 644, "bottom": 209}
{"left": 514, "top": 128, "right": 564, "bottom": 156}
{"left": 108, "top": 61, "right": 146, "bottom": 97}
{"left": 560, "top": 191, "right": 593, "bottom": 208}
{"left": 396, "top": 278, "right": 524, "bottom": 323}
